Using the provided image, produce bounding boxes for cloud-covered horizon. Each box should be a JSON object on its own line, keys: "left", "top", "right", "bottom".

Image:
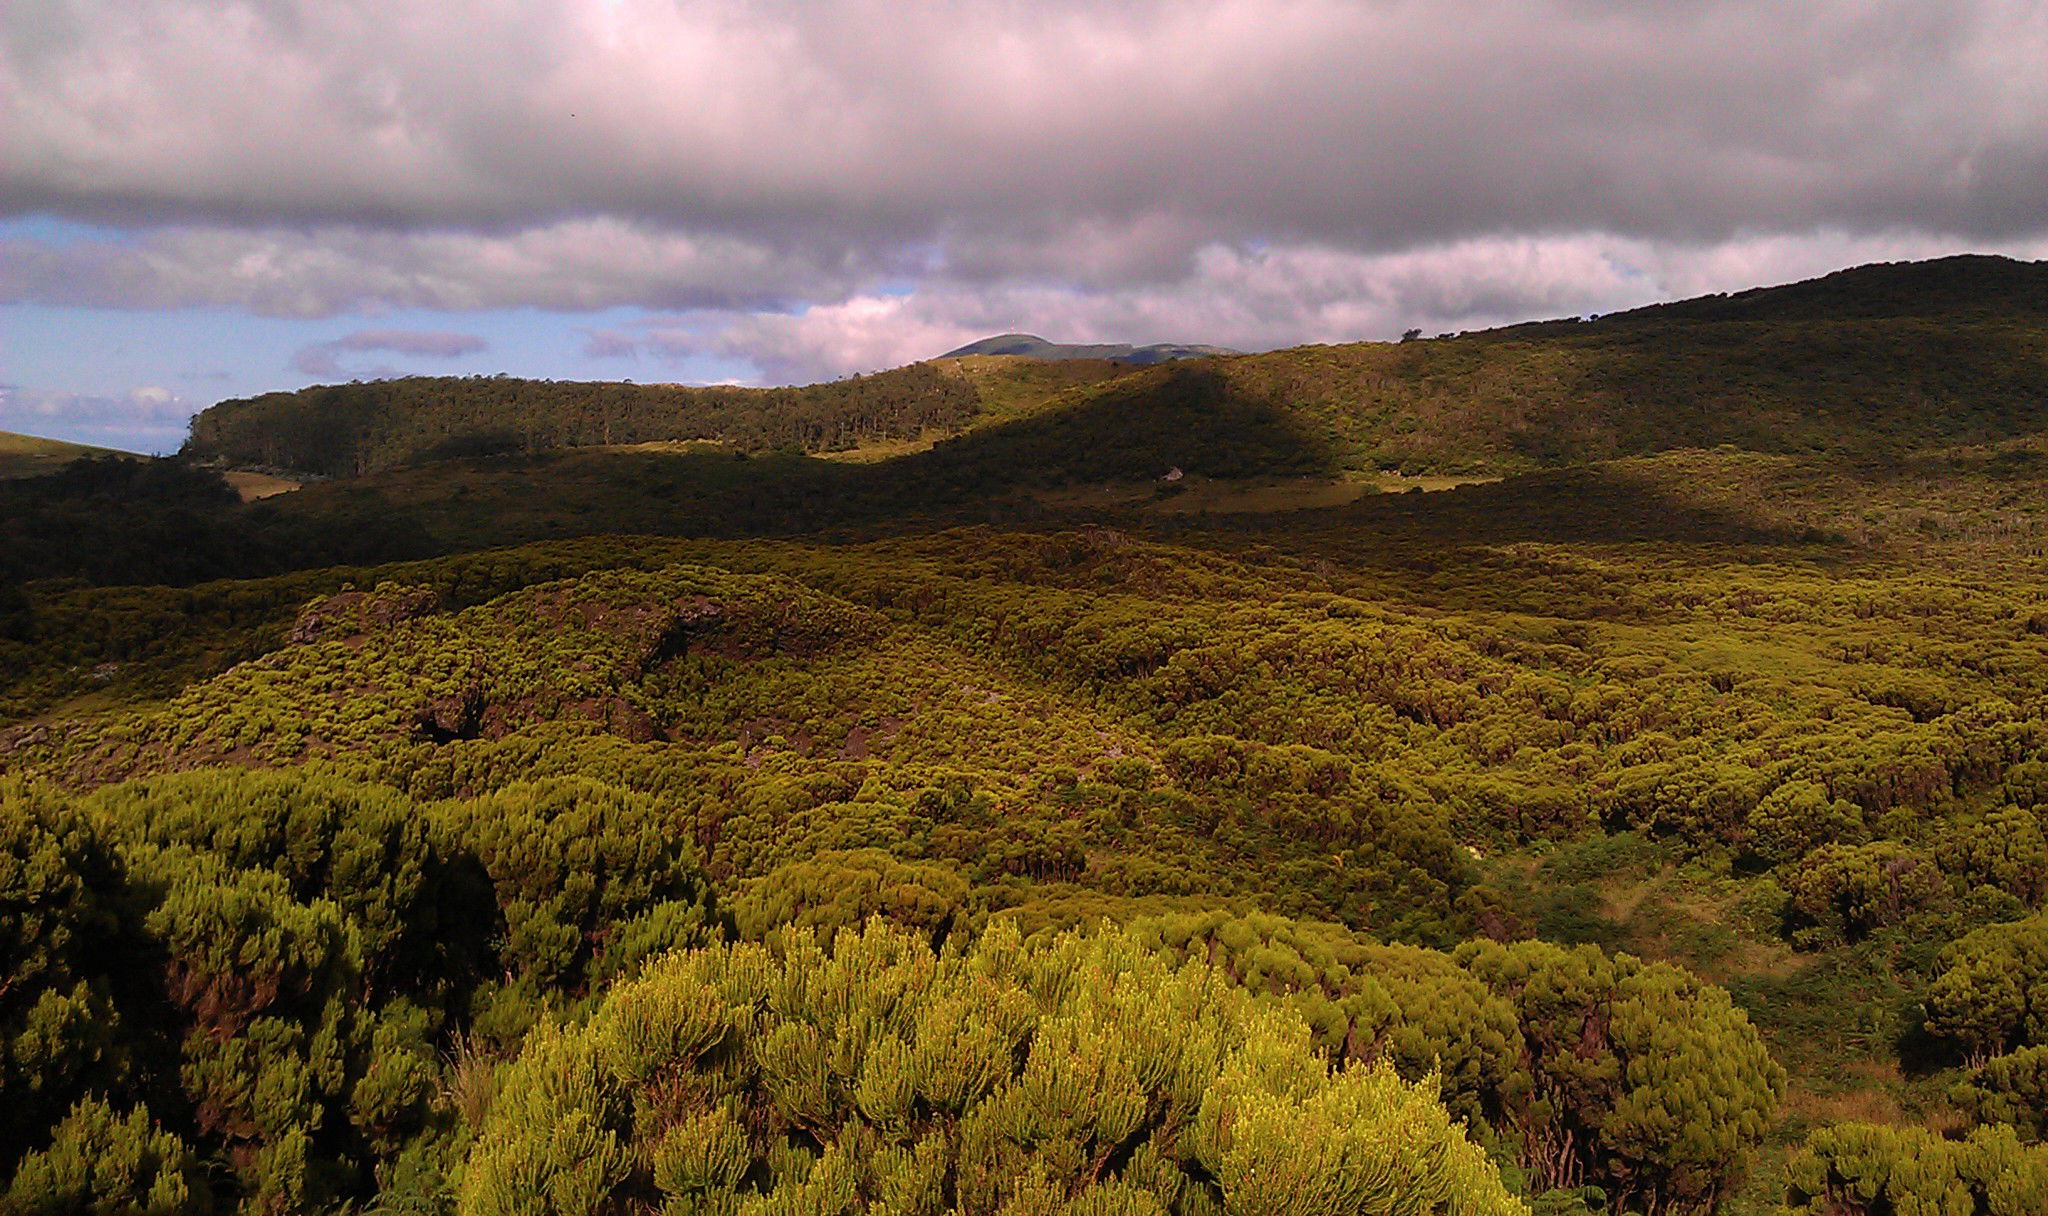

{"left": 4, "top": 0, "right": 2047, "bottom": 423}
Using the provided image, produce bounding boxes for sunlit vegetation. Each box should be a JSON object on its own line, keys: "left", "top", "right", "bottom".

{"left": 184, "top": 358, "right": 1142, "bottom": 477}
{"left": 4, "top": 256, "right": 2047, "bottom": 1212}
{"left": 0, "top": 430, "right": 137, "bottom": 480}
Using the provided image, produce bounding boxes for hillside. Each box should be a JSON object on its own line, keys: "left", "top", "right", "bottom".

{"left": 180, "top": 255, "right": 2048, "bottom": 486}
{"left": 5, "top": 256, "right": 2048, "bottom": 1214}
{"left": 0, "top": 429, "right": 137, "bottom": 478}
{"left": 1048, "top": 254, "right": 2048, "bottom": 477}
{"left": 182, "top": 356, "right": 1141, "bottom": 477}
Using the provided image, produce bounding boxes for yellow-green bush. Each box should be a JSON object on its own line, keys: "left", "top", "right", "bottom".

{"left": 458, "top": 920, "right": 1523, "bottom": 1216}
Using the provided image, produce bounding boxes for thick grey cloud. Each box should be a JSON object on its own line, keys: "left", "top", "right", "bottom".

{"left": 289, "top": 328, "right": 488, "bottom": 378}
{"left": 0, "top": 219, "right": 857, "bottom": 316}
{"left": 5, "top": 1, "right": 2044, "bottom": 246}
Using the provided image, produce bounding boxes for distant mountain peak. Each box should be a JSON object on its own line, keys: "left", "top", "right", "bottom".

{"left": 940, "top": 335, "right": 1239, "bottom": 363}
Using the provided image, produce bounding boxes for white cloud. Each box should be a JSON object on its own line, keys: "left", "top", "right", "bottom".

{"left": 0, "top": 383, "right": 195, "bottom": 452}
{"left": 603, "top": 229, "right": 2048, "bottom": 383}
{"left": 0, "top": 218, "right": 850, "bottom": 316}
{"left": 289, "top": 328, "right": 488, "bottom": 377}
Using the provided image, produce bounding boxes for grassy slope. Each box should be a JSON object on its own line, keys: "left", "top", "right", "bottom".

{"left": 0, "top": 430, "right": 137, "bottom": 478}
{"left": 1016, "top": 256, "right": 2048, "bottom": 478}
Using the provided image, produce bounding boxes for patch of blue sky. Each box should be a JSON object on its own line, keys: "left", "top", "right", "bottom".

{"left": 1, "top": 302, "right": 763, "bottom": 452}
{"left": 0, "top": 215, "right": 132, "bottom": 247}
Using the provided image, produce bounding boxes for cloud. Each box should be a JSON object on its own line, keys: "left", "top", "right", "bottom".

{"left": 0, "top": 218, "right": 853, "bottom": 317}
{"left": 634, "top": 297, "right": 984, "bottom": 384}
{"left": 597, "top": 228, "right": 2048, "bottom": 384}
{"left": 0, "top": 383, "right": 194, "bottom": 452}
{"left": 3, "top": 1, "right": 2046, "bottom": 394}
{"left": 289, "top": 328, "right": 488, "bottom": 378}
{"left": 3, "top": 1, "right": 2044, "bottom": 249}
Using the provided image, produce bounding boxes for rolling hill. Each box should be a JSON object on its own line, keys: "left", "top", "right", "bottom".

{"left": 181, "top": 355, "right": 1144, "bottom": 477}
{"left": 5, "top": 254, "right": 2048, "bottom": 1213}
{"left": 0, "top": 429, "right": 137, "bottom": 478}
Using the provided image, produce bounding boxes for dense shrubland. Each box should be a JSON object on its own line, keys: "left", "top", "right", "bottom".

{"left": 6, "top": 503, "right": 2044, "bottom": 1208}
{"left": 6, "top": 766, "right": 1795, "bottom": 1215}
{"left": 0, "top": 767, "right": 720, "bottom": 1212}
{"left": 5, "top": 257, "right": 2048, "bottom": 1211}
{"left": 462, "top": 920, "right": 1521, "bottom": 1216}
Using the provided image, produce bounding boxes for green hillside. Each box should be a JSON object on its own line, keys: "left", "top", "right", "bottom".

{"left": 5, "top": 257, "right": 2048, "bottom": 1214}
{"left": 182, "top": 356, "right": 1141, "bottom": 477}
{"left": 179, "top": 255, "right": 2048, "bottom": 485}
{"left": 0, "top": 429, "right": 137, "bottom": 478}
{"left": 1039, "top": 254, "right": 2048, "bottom": 478}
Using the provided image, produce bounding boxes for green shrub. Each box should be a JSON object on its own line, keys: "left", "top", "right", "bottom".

{"left": 1455, "top": 940, "right": 1784, "bottom": 1215}
{"left": 1954, "top": 1044, "right": 2048, "bottom": 1141}
{"left": 457, "top": 919, "right": 1523, "bottom": 1216}
{"left": 0, "top": 783, "right": 130, "bottom": 1163}
{"left": 1783, "top": 1122, "right": 2048, "bottom": 1216}
{"left": 1783, "top": 842, "right": 1950, "bottom": 948}
{"left": 1922, "top": 912, "right": 2048, "bottom": 1063}
{"left": 3, "top": 1098, "right": 210, "bottom": 1216}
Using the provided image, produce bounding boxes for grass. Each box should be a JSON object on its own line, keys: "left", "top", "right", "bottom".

{"left": 809, "top": 430, "right": 957, "bottom": 463}
{"left": 1477, "top": 828, "right": 1992, "bottom": 1178}
{"left": 0, "top": 429, "right": 137, "bottom": 479}
{"left": 220, "top": 470, "right": 302, "bottom": 501}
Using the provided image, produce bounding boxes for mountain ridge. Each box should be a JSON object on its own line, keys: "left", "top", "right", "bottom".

{"left": 938, "top": 333, "right": 1242, "bottom": 362}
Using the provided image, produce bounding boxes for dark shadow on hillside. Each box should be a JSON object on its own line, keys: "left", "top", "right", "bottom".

{"left": 240, "top": 364, "right": 1347, "bottom": 561}
{"left": 120, "top": 333, "right": 2048, "bottom": 596}
{"left": 1337, "top": 465, "right": 1823, "bottom": 547}
{"left": 896, "top": 363, "right": 1345, "bottom": 487}
{"left": 1520, "top": 311, "right": 2048, "bottom": 466}
{"left": 1149, "top": 460, "right": 1859, "bottom": 614}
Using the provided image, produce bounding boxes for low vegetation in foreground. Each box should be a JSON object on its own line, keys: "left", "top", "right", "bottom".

{"left": 3, "top": 256, "right": 2047, "bottom": 1214}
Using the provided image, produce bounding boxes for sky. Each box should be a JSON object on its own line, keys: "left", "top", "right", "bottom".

{"left": 4, "top": 1, "right": 2047, "bottom": 453}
